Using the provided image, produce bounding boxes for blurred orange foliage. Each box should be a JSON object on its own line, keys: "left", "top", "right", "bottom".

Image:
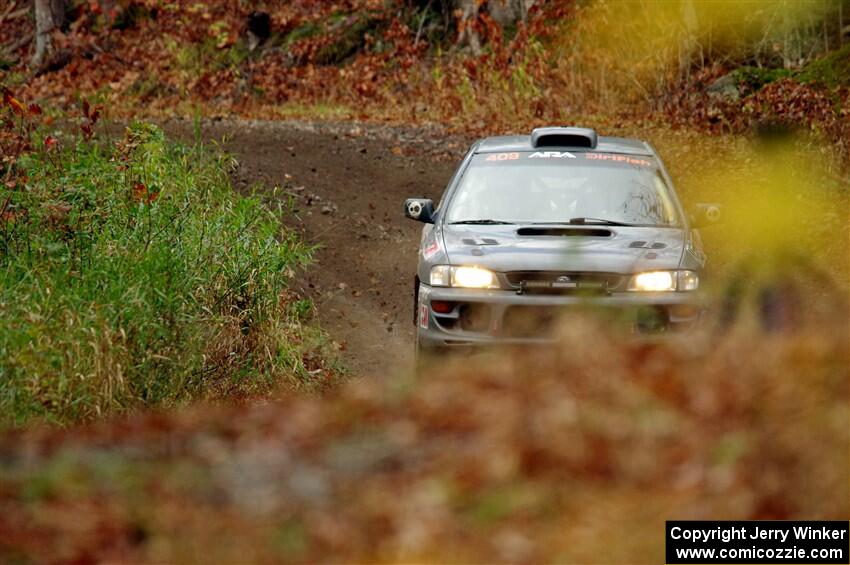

{"left": 0, "top": 317, "right": 846, "bottom": 562}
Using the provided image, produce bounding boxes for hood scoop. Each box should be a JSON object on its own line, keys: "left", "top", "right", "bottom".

{"left": 516, "top": 227, "right": 612, "bottom": 238}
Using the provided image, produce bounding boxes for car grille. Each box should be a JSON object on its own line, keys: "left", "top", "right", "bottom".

{"left": 501, "top": 304, "right": 667, "bottom": 337}
{"left": 502, "top": 305, "right": 560, "bottom": 337}
{"left": 504, "top": 271, "right": 624, "bottom": 293}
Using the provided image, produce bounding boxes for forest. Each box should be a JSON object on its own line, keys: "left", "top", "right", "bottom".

{"left": 0, "top": 1, "right": 848, "bottom": 563}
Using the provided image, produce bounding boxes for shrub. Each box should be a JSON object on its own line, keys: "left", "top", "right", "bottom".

{"left": 0, "top": 118, "right": 337, "bottom": 426}
{"left": 0, "top": 320, "right": 846, "bottom": 563}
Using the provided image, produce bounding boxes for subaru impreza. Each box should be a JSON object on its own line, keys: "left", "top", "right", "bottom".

{"left": 404, "top": 127, "right": 719, "bottom": 357}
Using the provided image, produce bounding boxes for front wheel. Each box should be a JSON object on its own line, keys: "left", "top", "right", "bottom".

{"left": 414, "top": 334, "right": 446, "bottom": 374}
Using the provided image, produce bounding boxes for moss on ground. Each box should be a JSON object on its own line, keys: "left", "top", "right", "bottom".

{"left": 797, "top": 43, "right": 850, "bottom": 87}
{"left": 731, "top": 44, "right": 850, "bottom": 93}
{"left": 733, "top": 66, "right": 793, "bottom": 91}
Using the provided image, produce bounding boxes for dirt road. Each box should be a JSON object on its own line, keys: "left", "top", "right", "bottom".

{"left": 165, "top": 119, "right": 466, "bottom": 377}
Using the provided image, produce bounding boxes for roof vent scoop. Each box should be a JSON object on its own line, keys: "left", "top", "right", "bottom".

{"left": 531, "top": 126, "right": 597, "bottom": 149}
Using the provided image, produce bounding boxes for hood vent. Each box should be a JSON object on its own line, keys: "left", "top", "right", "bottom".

{"left": 517, "top": 227, "right": 612, "bottom": 237}
{"left": 628, "top": 241, "right": 667, "bottom": 249}
{"left": 516, "top": 227, "right": 613, "bottom": 237}
{"left": 462, "top": 238, "right": 499, "bottom": 246}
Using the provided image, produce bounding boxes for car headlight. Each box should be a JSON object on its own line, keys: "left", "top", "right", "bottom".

{"left": 627, "top": 270, "right": 699, "bottom": 292}
{"left": 429, "top": 266, "right": 499, "bottom": 289}
{"left": 453, "top": 266, "right": 497, "bottom": 288}
{"left": 628, "top": 271, "right": 676, "bottom": 291}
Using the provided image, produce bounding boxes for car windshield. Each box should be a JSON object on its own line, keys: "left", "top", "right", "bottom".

{"left": 445, "top": 152, "right": 680, "bottom": 226}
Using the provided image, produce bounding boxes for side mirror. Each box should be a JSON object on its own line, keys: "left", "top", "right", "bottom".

{"left": 690, "top": 203, "right": 721, "bottom": 228}
{"left": 404, "top": 198, "right": 435, "bottom": 224}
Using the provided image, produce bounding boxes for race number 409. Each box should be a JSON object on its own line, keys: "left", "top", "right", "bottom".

{"left": 485, "top": 152, "right": 519, "bottom": 161}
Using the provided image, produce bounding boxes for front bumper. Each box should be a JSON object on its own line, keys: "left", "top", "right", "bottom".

{"left": 417, "top": 284, "right": 704, "bottom": 348}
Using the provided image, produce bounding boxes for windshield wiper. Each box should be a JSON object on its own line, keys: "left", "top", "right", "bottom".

{"left": 566, "top": 217, "right": 637, "bottom": 226}
{"left": 449, "top": 219, "right": 515, "bottom": 225}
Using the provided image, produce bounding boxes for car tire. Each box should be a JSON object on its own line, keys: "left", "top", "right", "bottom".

{"left": 414, "top": 334, "right": 446, "bottom": 374}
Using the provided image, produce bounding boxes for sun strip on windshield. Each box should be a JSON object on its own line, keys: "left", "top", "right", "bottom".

{"left": 479, "top": 152, "right": 654, "bottom": 167}
{"left": 583, "top": 153, "right": 653, "bottom": 167}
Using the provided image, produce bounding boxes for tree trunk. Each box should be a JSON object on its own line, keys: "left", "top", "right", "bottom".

{"left": 454, "top": 0, "right": 483, "bottom": 54}
{"left": 487, "top": 0, "right": 533, "bottom": 26}
{"left": 453, "top": 0, "right": 531, "bottom": 53}
{"left": 678, "top": 0, "right": 698, "bottom": 82}
{"left": 30, "top": 0, "right": 65, "bottom": 70}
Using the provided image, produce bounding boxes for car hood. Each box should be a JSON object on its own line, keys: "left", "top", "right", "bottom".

{"left": 441, "top": 224, "right": 686, "bottom": 273}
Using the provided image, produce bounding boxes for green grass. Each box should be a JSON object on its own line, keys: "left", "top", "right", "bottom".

{"left": 0, "top": 123, "right": 339, "bottom": 427}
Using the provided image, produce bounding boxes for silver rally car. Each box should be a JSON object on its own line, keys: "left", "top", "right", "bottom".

{"left": 404, "top": 126, "right": 719, "bottom": 356}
